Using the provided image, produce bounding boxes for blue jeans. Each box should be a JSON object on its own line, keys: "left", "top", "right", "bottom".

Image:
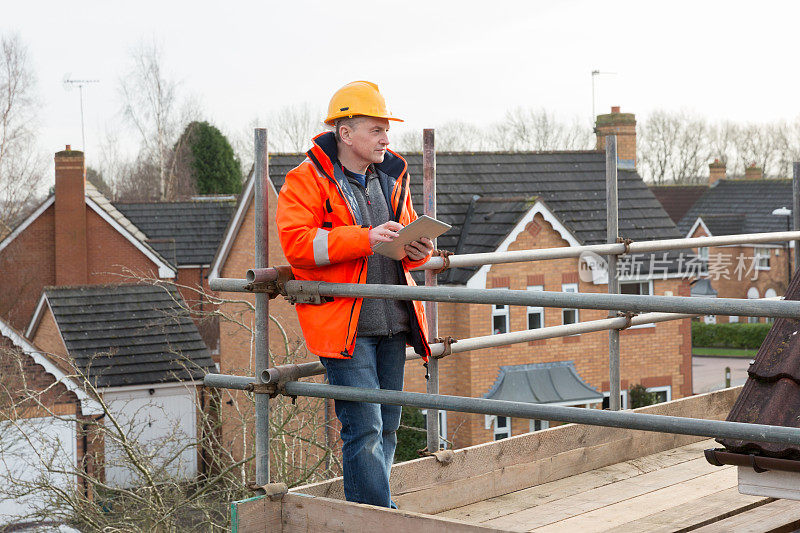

{"left": 320, "top": 334, "right": 406, "bottom": 507}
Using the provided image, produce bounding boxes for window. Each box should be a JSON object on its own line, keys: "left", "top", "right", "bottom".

{"left": 764, "top": 289, "right": 778, "bottom": 323}
{"left": 747, "top": 287, "right": 760, "bottom": 323}
{"left": 561, "top": 283, "right": 579, "bottom": 326}
{"left": 491, "top": 288, "right": 510, "bottom": 334}
{"left": 754, "top": 247, "right": 770, "bottom": 270}
{"left": 698, "top": 247, "right": 709, "bottom": 272}
{"left": 529, "top": 419, "right": 550, "bottom": 432}
{"left": 729, "top": 315, "right": 739, "bottom": 323}
{"left": 620, "top": 281, "right": 651, "bottom": 296}
{"left": 602, "top": 390, "right": 629, "bottom": 410}
{"left": 704, "top": 315, "right": 717, "bottom": 324}
{"left": 527, "top": 285, "right": 544, "bottom": 330}
{"left": 494, "top": 416, "right": 511, "bottom": 440}
{"left": 421, "top": 410, "right": 448, "bottom": 448}
{"left": 620, "top": 281, "right": 654, "bottom": 328}
{"left": 647, "top": 386, "right": 671, "bottom": 404}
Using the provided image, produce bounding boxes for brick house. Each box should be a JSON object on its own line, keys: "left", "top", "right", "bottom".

{"left": 0, "top": 317, "right": 102, "bottom": 523}
{"left": 0, "top": 146, "right": 236, "bottom": 356}
{"left": 24, "top": 284, "right": 216, "bottom": 487}
{"left": 0, "top": 146, "right": 228, "bottom": 497}
{"left": 676, "top": 162, "right": 793, "bottom": 323}
{"left": 210, "top": 107, "right": 693, "bottom": 452}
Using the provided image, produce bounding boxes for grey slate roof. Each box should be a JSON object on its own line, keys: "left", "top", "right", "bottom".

{"left": 114, "top": 200, "right": 237, "bottom": 266}
{"left": 483, "top": 361, "right": 603, "bottom": 404}
{"left": 268, "top": 151, "right": 684, "bottom": 284}
{"left": 44, "top": 284, "right": 216, "bottom": 387}
{"left": 677, "top": 179, "right": 793, "bottom": 236}
{"left": 648, "top": 185, "right": 708, "bottom": 224}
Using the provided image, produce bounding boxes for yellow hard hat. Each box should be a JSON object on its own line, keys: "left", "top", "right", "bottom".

{"left": 325, "top": 81, "right": 403, "bottom": 125}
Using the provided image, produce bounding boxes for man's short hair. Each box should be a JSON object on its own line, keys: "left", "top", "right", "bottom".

{"left": 333, "top": 116, "right": 365, "bottom": 143}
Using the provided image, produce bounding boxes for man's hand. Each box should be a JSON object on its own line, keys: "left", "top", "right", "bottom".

{"left": 405, "top": 237, "right": 433, "bottom": 261}
{"left": 369, "top": 221, "right": 403, "bottom": 249}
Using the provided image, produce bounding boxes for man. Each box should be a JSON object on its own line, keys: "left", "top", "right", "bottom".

{"left": 276, "top": 81, "right": 433, "bottom": 507}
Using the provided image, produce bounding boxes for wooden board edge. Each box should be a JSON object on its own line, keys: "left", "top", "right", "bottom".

{"left": 232, "top": 493, "right": 282, "bottom": 533}
{"left": 282, "top": 492, "right": 503, "bottom": 532}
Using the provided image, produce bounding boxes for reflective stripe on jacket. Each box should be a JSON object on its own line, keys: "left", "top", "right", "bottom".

{"left": 276, "top": 131, "right": 431, "bottom": 360}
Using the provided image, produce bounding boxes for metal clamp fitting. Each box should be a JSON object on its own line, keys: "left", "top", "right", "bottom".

{"left": 431, "top": 336, "right": 458, "bottom": 359}
{"left": 614, "top": 311, "right": 636, "bottom": 330}
{"left": 616, "top": 237, "right": 633, "bottom": 255}
{"left": 430, "top": 249, "right": 454, "bottom": 275}
{"left": 249, "top": 382, "right": 279, "bottom": 398}
{"left": 285, "top": 280, "right": 323, "bottom": 305}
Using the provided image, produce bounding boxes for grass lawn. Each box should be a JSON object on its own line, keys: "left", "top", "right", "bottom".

{"left": 692, "top": 347, "right": 759, "bottom": 358}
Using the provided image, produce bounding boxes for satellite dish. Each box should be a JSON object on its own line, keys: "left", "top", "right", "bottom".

{"left": 62, "top": 73, "right": 73, "bottom": 91}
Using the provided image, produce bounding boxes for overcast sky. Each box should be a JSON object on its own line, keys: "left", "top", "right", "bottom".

{"left": 4, "top": 0, "right": 800, "bottom": 173}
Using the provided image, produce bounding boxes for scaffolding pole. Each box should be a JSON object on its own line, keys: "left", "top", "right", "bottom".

{"left": 203, "top": 375, "right": 800, "bottom": 447}
{"left": 423, "top": 129, "right": 440, "bottom": 452}
{"left": 226, "top": 229, "right": 800, "bottom": 287}
{"left": 253, "top": 129, "right": 270, "bottom": 487}
{"left": 606, "top": 135, "right": 621, "bottom": 411}
{"left": 280, "top": 281, "right": 800, "bottom": 318}
{"left": 266, "top": 382, "right": 800, "bottom": 448}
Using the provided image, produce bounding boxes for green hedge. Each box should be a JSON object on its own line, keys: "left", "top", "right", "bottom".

{"left": 395, "top": 406, "right": 427, "bottom": 462}
{"left": 692, "top": 322, "right": 771, "bottom": 349}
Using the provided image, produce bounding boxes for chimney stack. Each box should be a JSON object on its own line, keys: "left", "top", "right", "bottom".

{"left": 745, "top": 163, "right": 763, "bottom": 180}
{"left": 595, "top": 106, "right": 636, "bottom": 170}
{"left": 54, "top": 146, "right": 88, "bottom": 285}
{"left": 709, "top": 159, "right": 726, "bottom": 185}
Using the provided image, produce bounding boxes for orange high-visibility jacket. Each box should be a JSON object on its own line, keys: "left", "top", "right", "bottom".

{"left": 276, "top": 131, "right": 432, "bottom": 360}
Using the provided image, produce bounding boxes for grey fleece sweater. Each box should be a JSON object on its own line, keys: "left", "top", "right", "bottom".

{"left": 345, "top": 171, "right": 410, "bottom": 338}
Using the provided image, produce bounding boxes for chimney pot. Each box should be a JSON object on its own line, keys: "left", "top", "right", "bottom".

{"left": 709, "top": 159, "right": 726, "bottom": 185}
{"left": 745, "top": 164, "right": 763, "bottom": 180}
{"left": 66, "top": 144, "right": 71, "bottom": 151}
{"left": 611, "top": 106, "right": 620, "bottom": 113}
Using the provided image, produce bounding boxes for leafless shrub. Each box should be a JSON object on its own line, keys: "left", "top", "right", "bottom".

{"left": 0, "top": 33, "right": 46, "bottom": 238}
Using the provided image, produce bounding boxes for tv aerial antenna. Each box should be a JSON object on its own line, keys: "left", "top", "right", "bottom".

{"left": 63, "top": 74, "right": 99, "bottom": 151}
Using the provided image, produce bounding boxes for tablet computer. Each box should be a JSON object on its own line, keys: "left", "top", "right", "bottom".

{"left": 372, "top": 215, "right": 451, "bottom": 260}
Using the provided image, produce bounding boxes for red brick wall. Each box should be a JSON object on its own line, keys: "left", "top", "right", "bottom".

{"left": 0, "top": 198, "right": 168, "bottom": 332}
{"left": 0, "top": 206, "right": 56, "bottom": 331}
{"left": 690, "top": 224, "right": 788, "bottom": 323}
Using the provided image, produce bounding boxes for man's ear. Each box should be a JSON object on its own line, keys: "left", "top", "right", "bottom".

{"left": 339, "top": 124, "right": 353, "bottom": 146}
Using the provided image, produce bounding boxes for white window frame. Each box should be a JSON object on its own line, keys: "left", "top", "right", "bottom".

{"left": 421, "top": 409, "right": 448, "bottom": 448}
{"left": 620, "top": 280, "right": 655, "bottom": 328}
{"left": 493, "top": 415, "right": 511, "bottom": 440}
{"left": 561, "top": 283, "right": 579, "bottom": 327}
{"left": 697, "top": 246, "right": 709, "bottom": 275}
{"left": 747, "top": 287, "right": 760, "bottom": 323}
{"left": 754, "top": 247, "right": 771, "bottom": 270}
{"left": 646, "top": 385, "right": 672, "bottom": 404}
{"left": 603, "top": 390, "right": 629, "bottom": 410}
{"left": 704, "top": 315, "right": 717, "bottom": 324}
{"left": 529, "top": 419, "right": 550, "bottom": 432}
{"left": 764, "top": 288, "right": 778, "bottom": 323}
{"left": 527, "top": 285, "right": 544, "bottom": 330}
{"left": 729, "top": 315, "right": 739, "bottom": 323}
{"left": 491, "top": 288, "right": 510, "bottom": 335}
